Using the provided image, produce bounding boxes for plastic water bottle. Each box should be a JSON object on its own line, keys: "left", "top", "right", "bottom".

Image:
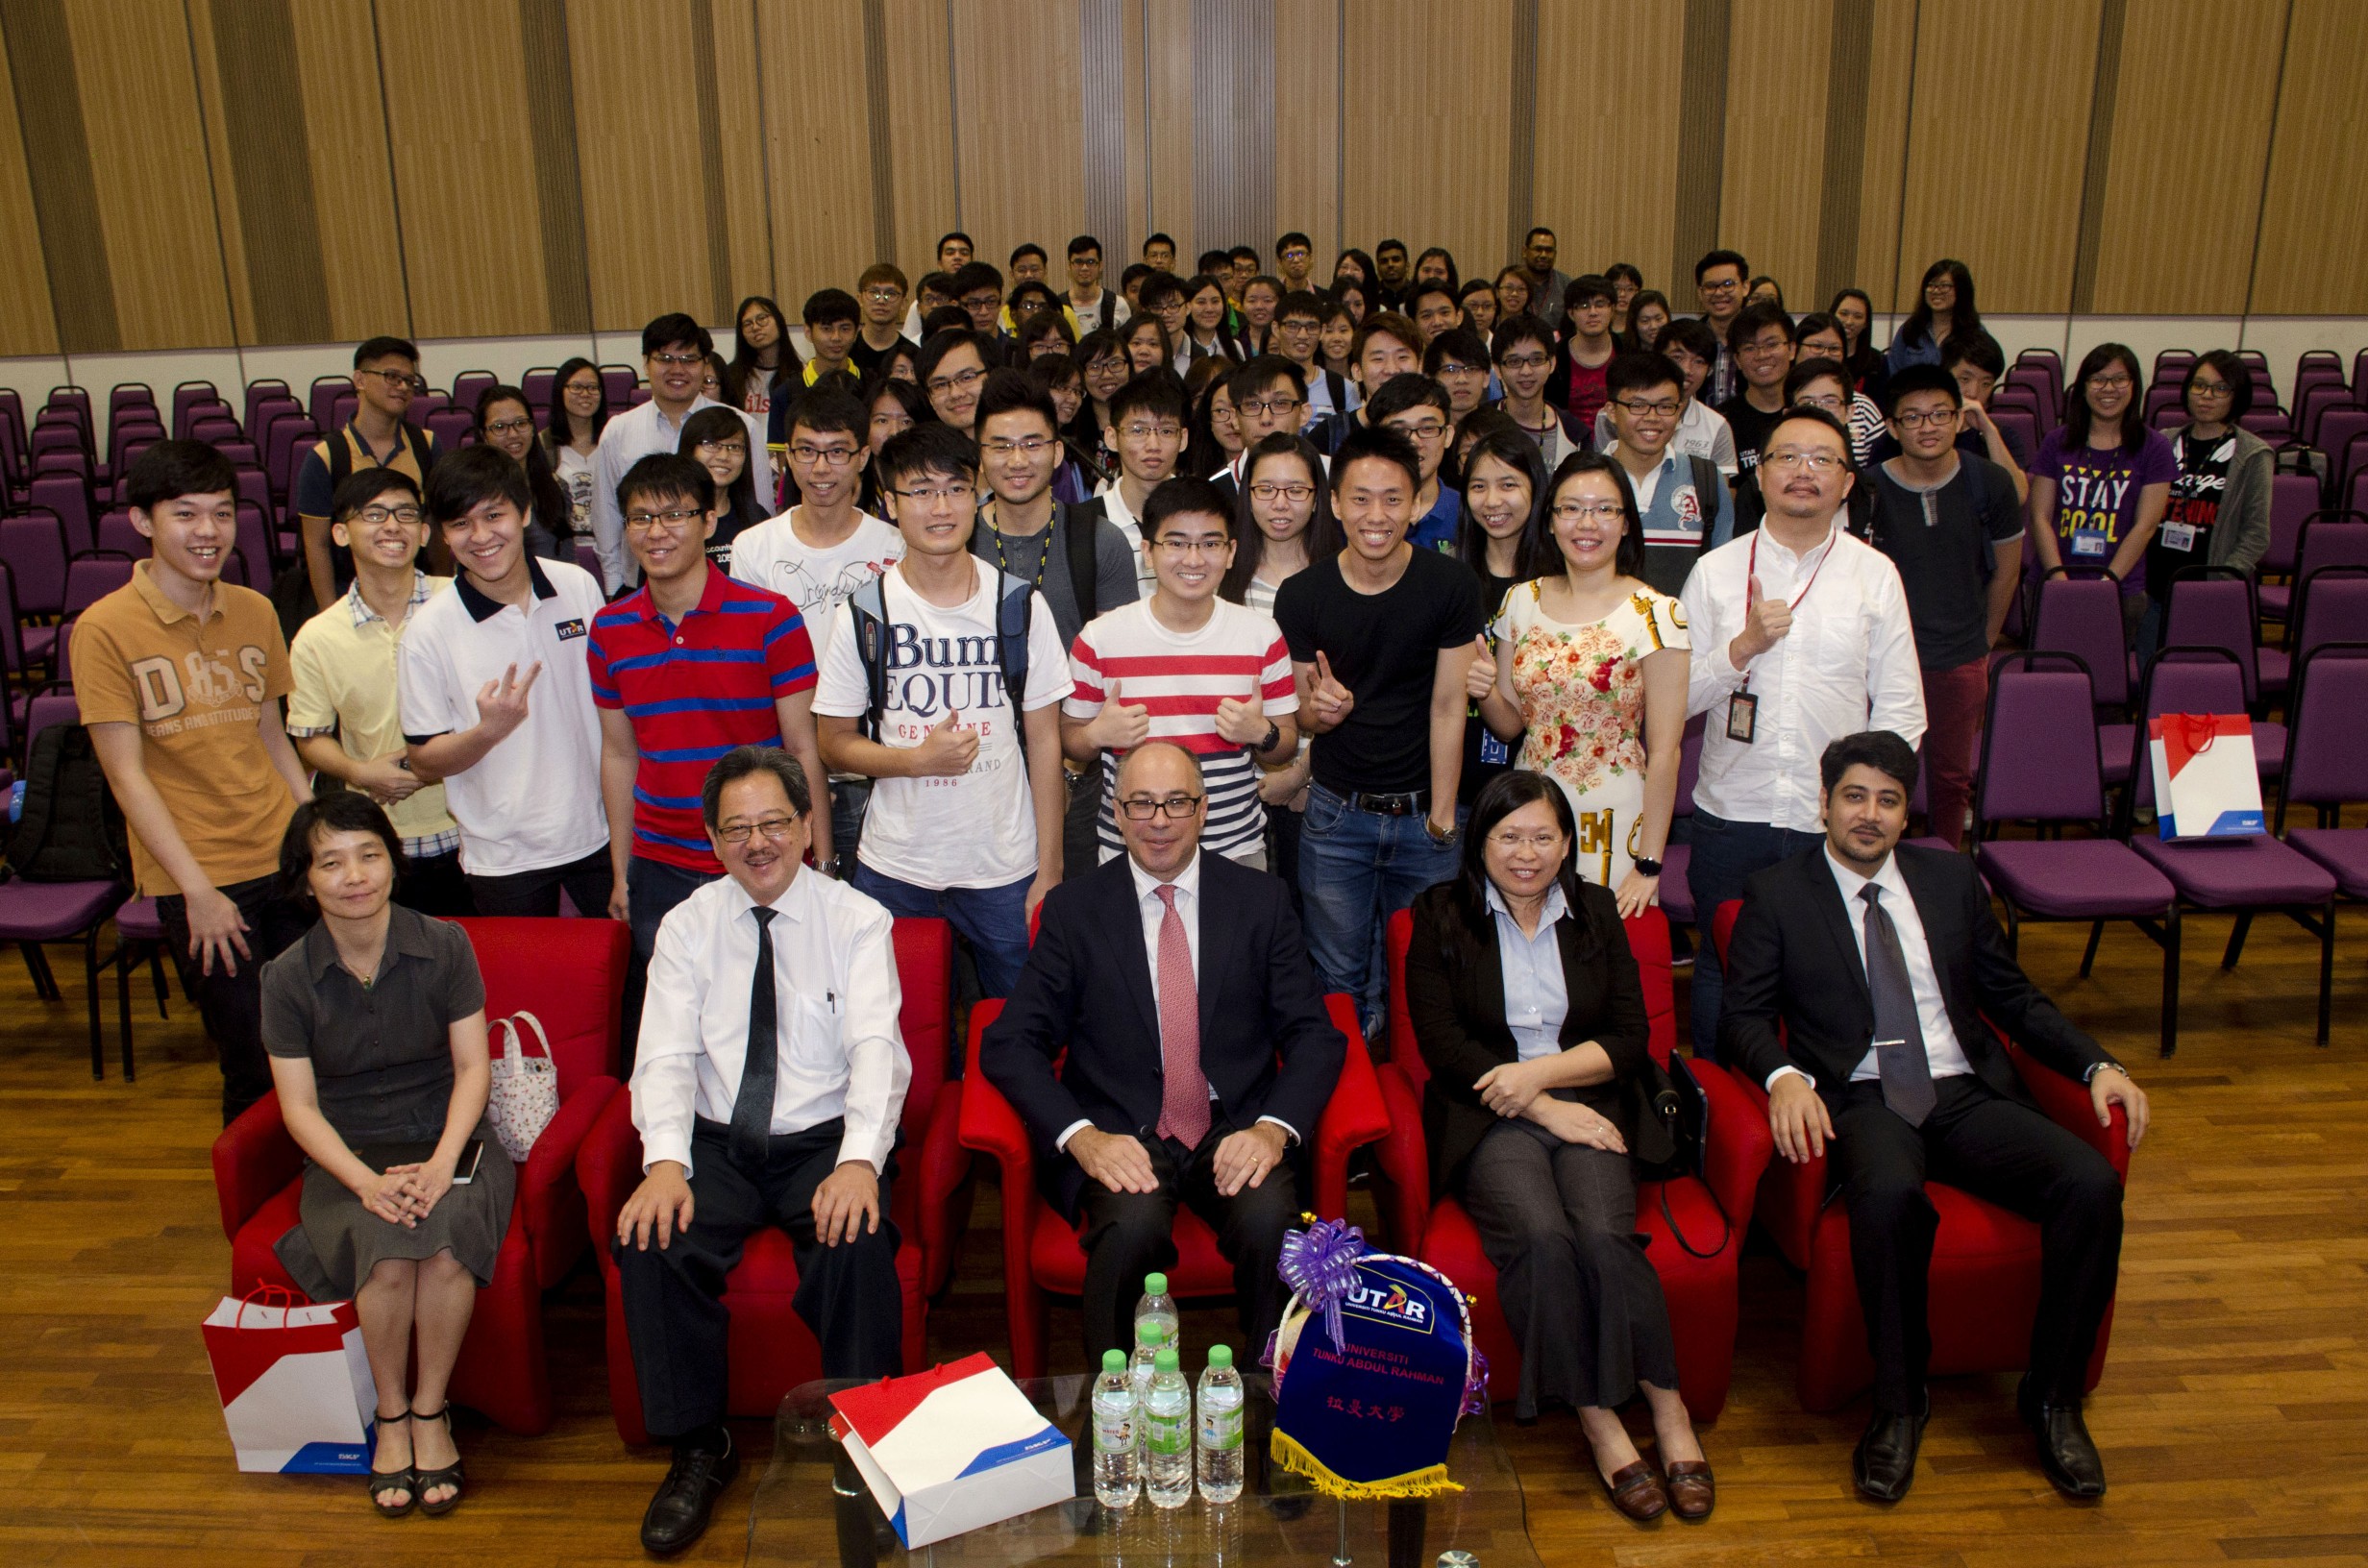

{"left": 1195, "top": 1344, "right": 1245, "bottom": 1502}
{"left": 1092, "top": 1348, "right": 1141, "bottom": 1507}
{"left": 1129, "top": 1318, "right": 1167, "bottom": 1405}
{"left": 1143, "top": 1348, "right": 1194, "bottom": 1507}
{"left": 1134, "top": 1271, "right": 1179, "bottom": 1360}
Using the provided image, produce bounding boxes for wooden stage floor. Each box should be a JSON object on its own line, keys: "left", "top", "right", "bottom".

{"left": 1, "top": 903, "right": 2361, "bottom": 1566}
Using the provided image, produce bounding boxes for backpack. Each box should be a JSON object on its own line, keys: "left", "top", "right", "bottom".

{"left": 5, "top": 723, "right": 129, "bottom": 883}
{"left": 1058, "top": 499, "right": 1109, "bottom": 626}
{"left": 1683, "top": 454, "right": 1725, "bottom": 552}
{"left": 848, "top": 567, "right": 1036, "bottom": 762}
{"left": 275, "top": 423, "right": 440, "bottom": 639}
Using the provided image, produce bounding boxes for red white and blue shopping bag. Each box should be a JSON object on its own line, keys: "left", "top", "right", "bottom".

{"left": 2147, "top": 713, "right": 2264, "bottom": 841}
{"left": 202, "top": 1286, "right": 378, "bottom": 1474}
{"left": 827, "top": 1353, "right": 1073, "bottom": 1547}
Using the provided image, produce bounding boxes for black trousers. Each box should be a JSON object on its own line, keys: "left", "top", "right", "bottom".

{"left": 617, "top": 1118, "right": 903, "bottom": 1440}
{"left": 395, "top": 849, "right": 476, "bottom": 918}
{"left": 156, "top": 875, "right": 308, "bottom": 1124}
{"left": 464, "top": 846, "right": 614, "bottom": 919}
{"left": 1827, "top": 1075, "right": 2124, "bottom": 1415}
{"left": 1073, "top": 1127, "right": 1299, "bottom": 1363}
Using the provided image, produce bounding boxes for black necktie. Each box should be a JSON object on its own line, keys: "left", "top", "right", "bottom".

{"left": 728, "top": 907, "right": 779, "bottom": 1169}
{"left": 1861, "top": 885, "right": 1937, "bottom": 1128}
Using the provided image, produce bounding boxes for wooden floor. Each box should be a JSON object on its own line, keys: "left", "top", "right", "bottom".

{"left": 2, "top": 904, "right": 2362, "bottom": 1567}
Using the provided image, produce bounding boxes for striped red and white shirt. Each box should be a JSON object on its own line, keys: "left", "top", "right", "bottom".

{"left": 1066, "top": 599, "right": 1297, "bottom": 863}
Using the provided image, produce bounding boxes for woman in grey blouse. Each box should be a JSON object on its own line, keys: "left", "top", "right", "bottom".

{"left": 260, "top": 792, "right": 512, "bottom": 1518}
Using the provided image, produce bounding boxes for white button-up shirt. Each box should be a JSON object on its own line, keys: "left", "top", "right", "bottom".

{"left": 1766, "top": 847, "right": 1975, "bottom": 1092}
{"left": 590, "top": 396, "right": 776, "bottom": 594}
{"left": 1680, "top": 521, "right": 1925, "bottom": 832}
{"left": 630, "top": 867, "right": 910, "bottom": 1177}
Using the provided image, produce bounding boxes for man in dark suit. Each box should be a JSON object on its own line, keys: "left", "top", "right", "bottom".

{"left": 1721, "top": 730, "right": 2151, "bottom": 1504}
{"left": 981, "top": 741, "right": 1345, "bottom": 1359}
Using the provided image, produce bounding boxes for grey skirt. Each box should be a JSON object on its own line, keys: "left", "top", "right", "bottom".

{"left": 276, "top": 1117, "right": 516, "bottom": 1301}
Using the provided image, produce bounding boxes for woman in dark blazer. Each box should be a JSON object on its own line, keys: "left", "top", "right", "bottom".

{"left": 1405, "top": 770, "right": 1711, "bottom": 1523}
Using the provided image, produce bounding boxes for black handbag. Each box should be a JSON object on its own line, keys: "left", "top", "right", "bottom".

{"left": 1620, "top": 1053, "right": 1733, "bottom": 1260}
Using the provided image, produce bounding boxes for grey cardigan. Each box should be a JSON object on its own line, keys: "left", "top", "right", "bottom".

{"left": 2162, "top": 421, "right": 2274, "bottom": 576}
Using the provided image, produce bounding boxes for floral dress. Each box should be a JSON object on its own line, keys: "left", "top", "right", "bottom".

{"left": 1493, "top": 581, "right": 1689, "bottom": 888}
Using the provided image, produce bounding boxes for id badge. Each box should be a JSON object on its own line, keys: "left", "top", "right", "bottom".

{"left": 2070, "top": 527, "right": 2109, "bottom": 558}
{"left": 1479, "top": 728, "right": 1511, "bottom": 766}
{"left": 1725, "top": 690, "right": 1758, "bottom": 744}
{"left": 2159, "top": 521, "right": 2197, "bottom": 552}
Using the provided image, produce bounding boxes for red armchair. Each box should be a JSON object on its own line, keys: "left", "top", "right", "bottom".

{"left": 1708, "top": 900, "right": 2132, "bottom": 1410}
{"left": 576, "top": 917, "right": 961, "bottom": 1445}
{"left": 958, "top": 991, "right": 1390, "bottom": 1379}
{"left": 210, "top": 916, "right": 629, "bottom": 1435}
{"left": 1366, "top": 907, "right": 1772, "bottom": 1420}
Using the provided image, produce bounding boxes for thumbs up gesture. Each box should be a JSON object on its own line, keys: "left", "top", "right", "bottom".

{"left": 1733, "top": 573, "right": 1793, "bottom": 663}
{"left": 1087, "top": 678, "right": 1151, "bottom": 750}
{"left": 910, "top": 708, "right": 980, "bottom": 776}
{"left": 1462, "top": 632, "right": 1497, "bottom": 701}
{"left": 1309, "top": 651, "right": 1355, "bottom": 727}
{"left": 1215, "top": 674, "right": 1270, "bottom": 746}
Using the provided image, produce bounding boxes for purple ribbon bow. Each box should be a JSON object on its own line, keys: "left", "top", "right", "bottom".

{"left": 1278, "top": 1217, "right": 1367, "bottom": 1347}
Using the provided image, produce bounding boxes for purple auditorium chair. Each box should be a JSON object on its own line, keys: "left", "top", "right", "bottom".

{"left": 234, "top": 502, "right": 275, "bottom": 582}
{"left": 190, "top": 417, "right": 240, "bottom": 448}
{"left": 1656, "top": 713, "right": 1707, "bottom": 925}
{"left": 95, "top": 512, "right": 146, "bottom": 557}
{"left": 522, "top": 368, "right": 556, "bottom": 406}
{"left": 2315, "top": 408, "right": 2368, "bottom": 489}
{"left": 329, "top": 392, "right": 358, "bottom": 431}
{"left": 1973, "top": 652, "right": 2179, "bottom": 1054}
{"left": 1990, "top": 408, "right": 2039, "bottom": 468}
{"left": 3, "top": 511, "right": 70, "bottom": 674}
{"left": 111, "top": 895, "right": 173, "bottom": 1078}
{"left": 2288, "top": 567, "right": 2368, "bottom": 667}
{"left": 0, "top": 561, "right": 27, "bottom": 696}
{"left": 2278, "top": 645, "right": 2368, "bottom": 917}
{"left": 451, "top": 371, "right": 498, "bottom": 415}
{"left": 263, "top": 414, "right": 318, "bottom": 502}
{"left": 239, "top": 379, "right": 288, "bottom": 437}
{"left": 30, "top": 422, "right": 83, "bottom": 466}
{"left": 426, "top": 407, "right": 474, "bottom": 451}
{"left": 2257, "top": 475, "right": 2320, "bottom": 620}
{"left": 2031, "top": 567, "right": 2136, "bottom": 784}
{"left": 234, "top": 467, "right": 273, "bottom": 522}
{"left": 307, "top": 376, "right": 348, "bottom": 436}
{"left": 2291, "top": 514, "right": 2368, "bottom": 601}
{"left": 2297, "top": 382, "right": 2351, "bottom": 448}
{"left": 572, "top": 537, "right": 601, "bottom": 583}
{"left": 107, "top": 384, "right": 154, "bottom": 424}
{"left": 174, "top": 380, "right": 221, "bottom": 438}
{"left": 601, "top": 365, "right": 637, "bottom": 405}
{"left": 2239, "top": 409, "right": 2292, "bottom": 445}
{"left": 2144, "top": 383, "right": 2183, "bottom": 423}
{"left": 2164, "top": 568, "right": 2286, "bottom": 709}
{"left": 0, "top": 687, "right": 130, "bottom": 1079}
{"left": 45, "top": 386, "right": 91, "bottom": 431}
{"left": 213, "top": 441, "right": 258, "bottom": 471}
{"left": 2126, "top": 649, "right": 2336, "bottom": 1048}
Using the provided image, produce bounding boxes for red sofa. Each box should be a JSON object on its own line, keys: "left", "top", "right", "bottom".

{"left": 576, "top": 917, "right": 964, "bottom": 1445}
{"left": 1366, "top": 907, "right": 1773, "bottom": 1419}
{"left": 210, "top": 917, "right": 630, "bottom": 1434}
{"left": 958, "top": 991, "right": 1390, "bottom": 1379}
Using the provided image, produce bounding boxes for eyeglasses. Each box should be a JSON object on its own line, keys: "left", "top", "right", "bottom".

{"left": 695, "top": 439, "right": 748, "bottom": 458}
{"left": 483, "top": 417, "right": 534, "bottom": 437}
{"left": 960, "top": 293, "right": 1000, "bottom": 311}
{"left": 2087, "top": 374, "right": 2134, "bottom": 391}
{"left": 652, "top": 353, "right": 704, "bottom": 369}
{"left": 2187, "top": 380, "right": 2232, "bottom": 397}
{"left": 1437, "top": 361, "right": 1484, "bottom": 378}
{"left": 1236, "top": 396, "right": 1302, "bottom": 416}
{"left": 718, "top": 815, "right": 800, "bottom": 845}
{"left": 563, "top": 380, "right": 603, "bottom": 399}
{"left": 865, "top": 286, "right": 902, "bottom": 302}
{"left": 1385, "top": 420, "right": 1448, "bottom": 442}
{"left": 354, "top": 503, "right": 423, "bottom": 526}
{"left": 1762, "top": 449, "right": 1846, "bottom": 473}
{"left": 1117, "top": 794, "right": 1204, "bottom": 821}
{"left": 1487, "top": 829, "right": 1565, "bottom": 851}
{"left": 1550, "top": 501, "right": 1626, "bottom": 524}
{"left": 1700, "top": 278, "right": 1741, "bottom": 294}
{"left": 1154, "top": 536, "right": 1228, "bottom": 555}
{"left": 625, "top": 507, "right": 705, "bottom": 533}
{"left": 1891, "top": 407, "right": 1958, "bottom": 429}
{"left": 926, "top": 366, "right": 987, "bottom": 396}
{"left": 1122, "top": 423, "right": 1184, "bottom": 443}
{"left": 980, "top": 436, "right": 1056, "bottom": 457}
{"left": 790, "top": 443, "right": 860, "bottom": 465}
{"left": 1792, "top": 393, "right": 1845, "bottom": 414}
{"left": 1249, "top": 481, "right": 1315, "bottom": 503}
{"left": 1615, "top": 397, "right": 1680, "bottom": 417}
{"left": 893, "top": 484, "right": 972, "bottom": 507}
{"left": 359, "top": 368, "right": 425, "bottom": 392}
{"left": 1499, "top": 353, "right": 1550, "bottom": 373}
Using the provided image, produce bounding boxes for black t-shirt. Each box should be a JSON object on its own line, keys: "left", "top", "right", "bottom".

{"left": 1717, "top": 394, "right": 1787, "bottom": 477}
{"left": 1866, "top": 423, "right": 2032, "bottom": 470}
{"left": 2148, "top": 430, "right": 2234, "bottom": 600}
{"left": 850, "top": 333, "right": 918, "bottom": 380}
{"left": 1867, "top": 456, "right": 2024, "bottom": 670}
{"left": 1275, "top": 547, "right": 1487, "bottom": 796}
{"left": 704, "top": 506, "right": 765, "bottom": 571}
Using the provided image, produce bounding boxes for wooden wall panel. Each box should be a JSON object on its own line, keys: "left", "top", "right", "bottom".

{"left": 62, "top": 0, "right": 234, "bottom": 348}
{"left": 2251, "top": 0, "right": 2368, "bottom": 316}
{"left": 949, "top": 0, "right": 1086, "bottom": 276}
{"left": 756, "top": 0, "right": 873, "bottom": 306}
{"left": 566, "top": 0, "right": 716, "bottom": 331}
{"left": 876, "top": 0, "right": 956, "bottom": 284}
{"left": 1341, "top": 0, "right": 1514, "bottom": 295}
{"left": 287, "top": 0, "right": 407, "bottom": 339}
{"left": 2089, "top": 0, "right": 2283, "bottom": 315}
{"left": 708, "top": 0, "right": 775, "bottom": 309}
{"left": 180, "top": 0, "right": 254, "bottom": 345}
{"left": 1848, "top": 0, "right": 1917, "bottom": 312}
{"left": 376, "top": 0, "right": 551, "bottom": 339}
{"left": 1119, "top": 0, "right": 1151, "bottom": 267}
{"left": 1271, "top": 0, "right": 1339, "bottom": 263}
{"left": 1534, "top": 0, "right": 1686, "bottom": 292}
{"left": 1717, "top": 0, "right": 1832, "bottom": 301}
{"left": 0, "top": 15, "right": 59, "bottom": 355}
{"left": 1894, "top": 0, "right": 2103, "bottom": 315}
{"left": 1142, "top": 0, "right": 1195, "bottom": 258}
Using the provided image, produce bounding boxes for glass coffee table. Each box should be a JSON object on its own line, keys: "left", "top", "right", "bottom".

{"left": 749, "top": 1374, "right": 1539, "bottom": 1567}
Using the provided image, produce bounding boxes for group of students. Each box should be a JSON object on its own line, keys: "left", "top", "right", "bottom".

{"left": 59, "top": 226, "right": 2185, "bottom": 1546}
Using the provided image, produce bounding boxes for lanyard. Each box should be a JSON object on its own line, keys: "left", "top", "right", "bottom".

{"left": 982, "top": 505, "right": 1053, "bottom": 589}
{"left": 1739, "top": 527, "right": 1835, "bottom": 689}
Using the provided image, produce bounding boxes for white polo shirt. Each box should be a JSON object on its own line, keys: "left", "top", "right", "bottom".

{"left": 397, "top": 556, "right": 610, "bottom": 877}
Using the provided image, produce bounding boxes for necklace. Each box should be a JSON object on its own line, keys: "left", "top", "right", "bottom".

{"left": 340, "top": 956, "right": 380, "bottom": 992}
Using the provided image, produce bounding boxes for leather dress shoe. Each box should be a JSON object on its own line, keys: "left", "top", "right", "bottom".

{"left": 1664, "top": 1458, "right": 1714, "bottom": 1520}
{"left": 642, "top": 1433, "right": 740, "bottom": 1555}
{"left": 2019, "top": 1377, "right": 2107, "bottom": 1498}
{"left": 1598, "top": 1458, "right": 1668, "bottom": 1522}
{"left": 1853, "top": 1390, "right": 1930, "bottom": 1503}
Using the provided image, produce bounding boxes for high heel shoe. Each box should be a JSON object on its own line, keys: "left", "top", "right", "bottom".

{"left": 408, "top": 1406, "right": 466, "bottom": 1516}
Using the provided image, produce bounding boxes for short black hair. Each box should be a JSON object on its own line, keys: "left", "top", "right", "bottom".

{"left": 1423, "top": 327, "right": 1491, "bottom": 375}
{"left": 126, "top": 439, "right": 236, "bottom": 513}
{"left": 2187, "top": 350, "right": 2256, "bottom": 420}
{"left": 876, "top": 421, "right": 979, "bottom": 489}
{"left": 1375, "top": 238, "right": 1407, "bottom": 260}
{"left": 1490, "top": 312, "right": 1556, "bottom": 365}
{"left": 1365, "top": 372, "right": 1451, "bottom": 426}
{"left": 424, "top": 442, "right": 530, "bottom": 527}
{"left": 937, "top": 230, "right": 974, "bottom": 256}
{"left": 1784, "top": 356, "right": 1853, "bottom": 404}
{"left": 784, "top": 386, "right": 865, "bottom": 443}
{"left": 353, "top": 335, "right": 419, "bottom": 369}
{"left": 1938, "top": 331, "right": 2007, "bottom": 380}
{"left": 921, "top": 305, "right": 972, "bottom": 338}
{"left": 1329, "top": 422, "right": 1422, "bottom": 497}
{"left": 1107, "top": 368, "right": 1189, "bottom": 428}
{"left": 1820, "top": 730, "right": 1919, "bottom": 796}
{"left": 1007, "top": 280, "right": 1059, "bottom": 317}
{"left": 916, "top": 270, "right": 955, "bottom": 299}
{"left": 641, "top": 312, "right": 711, "bottom": 356}
{"left": 1138, "top": 271, "right": 1188, "bottom": 309}
{"left": 950, "top": 260, "right": 1005, "bottom": 301}
{"left": 1728, "top": 300, "right": 1796, "bottom": 354}
{"left": 1694, "top": 248, "right": 1749, "bottom": 282}
{"left": 1565, "top": 273, "right": 1615, "bottom": 310}
{"left": 1145, "top": 231, "right": 1176, "bottom": 253}
{"left": 1604, "top": 351, "right": 1684, "bottom": 401}
{"left": 1524, "top": 225, "right": 1556, "bottom": 244}
{"left": 617, "top": 451, "right": 716, "bottom": 517}
{"left": 1196, "top": 250, "right": 1229, "bottom": 277}
{"left": 1225, "top": 355, "right": 1306, "bottom": 405}
{"left": 803, "top": 287, "right": 858, "bottom": 327}
{"left": 1227, "top": 245, "right": 1261, "bottom": 266}
{"left": 974, "top": 367, "right": 1060, "bottom": 434}
{"left": 1142, "top": 476, "right": 1234, "bottom": 539}
{"left": 1276, "top": 232, "right": 1313, "bottom": 256}
{"left": 1067, "top": 233, "right": 1102, "bottom": 259}
{"left": 915, "top": 327, "right": 995, "bottom": 393}
{"left": 330, "top": 466, "right": 421, "bottom": 524}
{"left": 1407, "top": 280, "right": 1459, "bottom": 316}
{"left": 1766, "top": 403, "right": 1856, "bottom": 454}
{"left": 1010, "top": 241, "right": 1048, "bottom": 266}
{"left": 1658, "top": 316, "right": 1719, "bottom": 365}
{"left": 1883, "top": 363, "right": 1961, "bottom": 416}
{"left": 279, "top": 791, "right": 406, "bottom": 908}
{"left": 1277, "top": 288, "right": 1325, "bottom": 323}
{"left": 703, "top": 745, "right": 811, "bottom": 829}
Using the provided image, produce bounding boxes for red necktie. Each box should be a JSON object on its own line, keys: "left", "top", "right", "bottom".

{"left": 1152, "top": 885, "right": 1210, "bottom": 1147}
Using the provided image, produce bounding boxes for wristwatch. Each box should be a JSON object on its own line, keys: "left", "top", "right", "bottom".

{"left": 1632, "top": 855, "right": 1664, "bottom": 876}
{"left": 1425, "top": 818, "right": 1459, "bottom": 846}
{"left": 1256, "top": 719, "right": 1282, "bottom": 754}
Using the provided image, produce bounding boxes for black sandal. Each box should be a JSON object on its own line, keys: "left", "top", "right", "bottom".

{"left": 408, "top": 1406, "right": 466, "bottom": 1516}
{"left": 368, "top": 1408, "right": 416, "bottom": 1518}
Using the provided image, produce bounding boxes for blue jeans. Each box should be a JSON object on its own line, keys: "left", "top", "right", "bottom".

{"left": 850, "top": 862, "right": 1034, "bottom": 999}
{"left": 1296, "top": 782, "right": 1464, "bottom": 1041}
{"left": 1685, "top": 809, "right": 1826, "bottom": 1061}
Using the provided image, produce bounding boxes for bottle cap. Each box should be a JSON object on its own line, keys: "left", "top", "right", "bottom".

{"left": 1155, "top": 1348, "right": 1179, "bottom": 1372}
{"left": 1207, "top": 1344, "right": 1233, "bottom": 1368}
{"left": 1139, "top": 1320, "right": 1165, "bottom": 1346}
{"left": 1145, "top": 1272, "right": 1168, "bottom": 1295}
{"left": 1103, "top": 1348, "right": 1127, "bottom": 1372}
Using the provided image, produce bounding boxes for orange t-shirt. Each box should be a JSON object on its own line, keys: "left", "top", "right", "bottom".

{"left": 70, "top": 563, "right": 297, "bottom": 896}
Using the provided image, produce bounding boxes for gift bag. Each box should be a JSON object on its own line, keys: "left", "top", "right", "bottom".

{"left": 202, "top": 1286, "right": 378, "bottom": 1473}
{"left": 486, "top": 1010, "right": 559, "bottom": 1162}
{"left": 2148, "top": 713, "right": 2265, "bottom": 841}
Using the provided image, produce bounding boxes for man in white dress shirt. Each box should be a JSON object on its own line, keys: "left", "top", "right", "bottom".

{"left": 613, "top": 745, "right": 910, "bottom": 1554}
{"left": 1677, "top": 404, "right": 1925, "bottom": 1058}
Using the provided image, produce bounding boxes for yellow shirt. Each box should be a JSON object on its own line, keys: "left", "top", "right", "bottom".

{"left": 287, "top": 574, "right": 459, "bottom": 851}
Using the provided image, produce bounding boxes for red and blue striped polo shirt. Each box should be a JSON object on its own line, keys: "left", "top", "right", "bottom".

{"left": 586, "top": 566, "right": 816, "bottom": 870}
